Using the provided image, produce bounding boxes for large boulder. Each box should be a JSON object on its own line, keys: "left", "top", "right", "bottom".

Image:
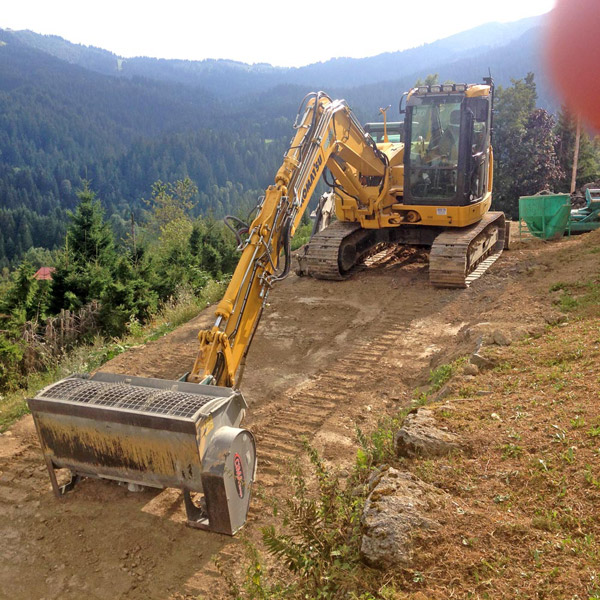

{"left": 394, "top": 408, "right": 460, "bottom": 458}
{"left": 360, "top": 468, "right": 446, "bottom": 568}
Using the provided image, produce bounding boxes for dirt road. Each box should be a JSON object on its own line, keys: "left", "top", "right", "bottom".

{"left": 1, "top": 233, "right": 595, "bottom": 599}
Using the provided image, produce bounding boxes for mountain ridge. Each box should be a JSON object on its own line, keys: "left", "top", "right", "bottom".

{"left": 0, "top": 14, "right": 557, "bottom": 268}
{"left": 3, "top": 14, "right": 545, "bottom": 96}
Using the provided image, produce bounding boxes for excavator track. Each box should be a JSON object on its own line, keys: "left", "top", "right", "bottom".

{"left": 296, "top": 220, "right": 370, "bottom": 280}
{"left": 429, "top": 211, "right": 506, "bottom": 288}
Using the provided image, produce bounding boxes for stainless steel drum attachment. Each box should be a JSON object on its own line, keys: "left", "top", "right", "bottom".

{"left": 28, "top": 372, "right": 256, "bottom": 535}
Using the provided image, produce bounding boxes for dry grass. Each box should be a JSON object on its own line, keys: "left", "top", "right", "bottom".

{"left": 395, "top": 315, "right": 600, "bottom": 599}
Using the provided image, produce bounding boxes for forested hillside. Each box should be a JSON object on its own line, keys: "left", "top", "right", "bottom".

{"left": 0, "top": 13, "right": 583, "bottom": 269}
{"left": 0, "top": 32, "right": 289, "bottom": 267}
{"left": 6, "top": 16, "right": 543, "bottom": 96}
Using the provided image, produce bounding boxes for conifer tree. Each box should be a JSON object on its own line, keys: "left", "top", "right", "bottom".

{"left": 50, "top": 184, "right": 116, "bottom": 313}
{"left": 2, "top": 261, "right": 38, "bottom": 321}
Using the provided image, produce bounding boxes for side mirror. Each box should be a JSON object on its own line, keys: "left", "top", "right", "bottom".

{"left": 399, "top": 92, "right": 408, "bottom": 115}
{"left": 471, "top": 97, "right": 489, "bottom": 122}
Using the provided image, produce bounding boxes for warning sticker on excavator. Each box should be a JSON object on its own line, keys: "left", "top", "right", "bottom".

{"left": 436, "top": 208, "right": 447, "bottom": 215}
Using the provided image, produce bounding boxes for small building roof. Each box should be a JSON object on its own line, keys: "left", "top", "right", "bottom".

{"left": 33, "top": 267, "right": 56, "bottom": 281}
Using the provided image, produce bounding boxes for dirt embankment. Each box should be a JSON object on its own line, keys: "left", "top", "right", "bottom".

{"left": 1, "top": 230, "right": 598, "bottom": 599}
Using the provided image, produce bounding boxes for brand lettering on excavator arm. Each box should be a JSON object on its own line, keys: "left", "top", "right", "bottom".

{"left": 301, "top": 155, "right": 324, "bottom": 200}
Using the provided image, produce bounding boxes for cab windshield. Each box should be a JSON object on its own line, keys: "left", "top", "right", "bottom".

{"left": 407, "top": 98, "right": 462, "bottom": 200}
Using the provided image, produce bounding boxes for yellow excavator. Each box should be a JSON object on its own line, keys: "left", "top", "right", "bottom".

{"left": 28, "top": 79, "right": 505, "bottom": 535}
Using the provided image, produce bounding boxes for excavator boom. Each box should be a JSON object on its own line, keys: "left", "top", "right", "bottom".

{"left": 188, "top": 93, "right": 389, "bottom": 388}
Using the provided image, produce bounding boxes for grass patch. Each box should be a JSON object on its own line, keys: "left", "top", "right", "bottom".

{"left": 429, "top": 362, "right": 455, "bottom": 392}
{"left": 553, "top": 277, "right": 600, "bottom": 315}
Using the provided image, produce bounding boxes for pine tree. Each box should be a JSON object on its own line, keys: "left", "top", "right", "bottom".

{"left": 65, "top": 181, "right": 115, "bottom": 267}
{"left": 2, "top": 260, "right": 38, "bottom": 321}
{"left": 50, "top": 184, "right": 116, "bottom": 314}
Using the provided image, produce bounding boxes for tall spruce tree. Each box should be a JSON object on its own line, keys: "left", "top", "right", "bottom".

{"left": 50, "top": 184, "right": 116, "bottom": 313}
{"left": 65, "top": 182, "right": 115, "bottom": 267}
{"left": 2, "top": 260, "right": 39, "bottom": 322}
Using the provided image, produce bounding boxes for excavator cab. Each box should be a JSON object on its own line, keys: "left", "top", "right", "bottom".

{"left": 403, "top": 83, "right": 492, "bottom": 206}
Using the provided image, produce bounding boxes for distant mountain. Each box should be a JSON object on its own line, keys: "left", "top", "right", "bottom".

{"left": 4, "top": 15, "right": 546, "bottom": 96}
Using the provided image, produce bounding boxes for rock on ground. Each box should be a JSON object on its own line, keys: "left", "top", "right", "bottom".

{"left": 394, "top": 408, "right": 460, "bottom": 458}
{"left": 360, "top": 468, "right": 446, "bottom": 568}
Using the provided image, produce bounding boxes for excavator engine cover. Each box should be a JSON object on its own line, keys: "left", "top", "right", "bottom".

{"left": 27, "top": 372, "right": 256, "bottom": 535}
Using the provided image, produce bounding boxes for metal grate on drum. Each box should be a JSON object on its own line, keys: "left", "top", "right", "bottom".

{"left": 39, "top": 379, "right": 215, "bottom": 418}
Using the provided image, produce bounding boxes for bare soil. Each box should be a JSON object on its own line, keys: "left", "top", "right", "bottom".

{"left": 1, "top": 229, "right": 599, "bottom": 599}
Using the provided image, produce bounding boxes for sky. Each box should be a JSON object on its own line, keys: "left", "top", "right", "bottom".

{"left": 2, "top": 0, "right": 556, "bottom": 67}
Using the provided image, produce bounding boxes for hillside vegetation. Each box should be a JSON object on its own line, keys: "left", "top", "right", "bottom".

{"left": 0, "top": 14, "right": 574, "bottom": 270}
{"left": 221, "top": 231, "right": 600, "bottom": 600}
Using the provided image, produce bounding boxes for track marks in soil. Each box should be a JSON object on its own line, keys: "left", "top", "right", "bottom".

{"left": 7, "top": 228, "right": 597, "bottom": 599}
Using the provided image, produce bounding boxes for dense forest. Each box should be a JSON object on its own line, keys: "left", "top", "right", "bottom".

{"left": 0, "top": 15, "right": 569, "bottom": 269}
{"left": 0, "top": 31, "right": 293, "bottom": 268}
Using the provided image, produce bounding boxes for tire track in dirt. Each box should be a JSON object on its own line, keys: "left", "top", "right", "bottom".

{"left": 190, "top": 298, "right": 476, "bottom": 597}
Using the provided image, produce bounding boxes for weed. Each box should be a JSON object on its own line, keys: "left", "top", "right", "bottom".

{"left": 588, "top": 425, "right": 600, "bottom": 438}
{"left": 412, "top": 571, "right": 424, "bottom": 583}
{"left": 562, "top": 446, "right": 576, "bottom": 464}
{"left": 551, "top": 424, "right": 568, "bottom": 444}
{"left": 532, "top": 510, "right": 560, "bottom": 532}
{"left": 506, "top": 429, "right": 522, "bottom": 441}
{"left": 503, "top": 380, "right": 520, "bottom": 394}
{"left": 411, "top": 392, "right": 429, "bottom": 407}
{"left": 549, "top": 282, "right": 569, "bottom": 292}
{"left": 230, "top": 437, "right": 400, "bottom": 598}
{"left": 532, "top": 548, "right": 543, "bottom": 568}
{"left": 584, "top": 465, "right": 600, "bottom": 489}
{"left": 356, "top": 412, "right": 407, "bottom": 470}
{"left": 559, "top": 293, "right": 579, "bottom": 312}
{"left": 414, "top": 459, "right": 437, "bottom": 483}
{"left": 536, "top": 457, "right": 550, "bottom": 472}
{"left": 261, "top": 443, "right": 375, "bottom": 597}
{"left": 459, "top": 384, "right": 476, "bottom": 398}
{"left": 429, "top": 363, "right": 454, "bottom": 392}
{"left": 502, "top": 443, "right": 524, "bottom": 459}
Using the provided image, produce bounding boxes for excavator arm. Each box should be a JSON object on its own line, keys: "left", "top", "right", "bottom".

{"left": 188, "top": 92, "right": 389, "bottom": 388}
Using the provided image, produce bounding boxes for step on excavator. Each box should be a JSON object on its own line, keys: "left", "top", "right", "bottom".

{"left": 29, "top": 79, "right": 505, "bottom": 535}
